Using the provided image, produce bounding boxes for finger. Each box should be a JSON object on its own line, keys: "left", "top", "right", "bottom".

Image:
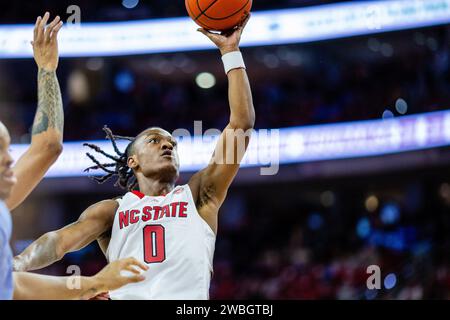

{"left": 220, "top": 28, "right": 235, "bottom": 37}
{"left": 50, "top": 21, "right": 63, "bottom": 41}
{"left": 130, "top": 259, "right": 149, "bottom": 271}
{"left": 47, "top": 16, "right": 61, "bottom": 32}
{"left": 129, "top": 275, "right": 146, "bottom": 283}
{"left": 37, "top": 12, "right": 50, "bottom": 41}
{"left": 121, "top": 257, "right": 139, "bottom": 268}
{"left": 33, "top": 16, "right": 41, "bottom": 40}
{"left": 197, "top": 28, "right": 221, "bottom": 43}
{"left": 126, "top": 257, "right": 149, "bottom": 272}
{"left": 124, "top": 265, "right": 141, "bottom": 275}
{"left": 240, "top": 13, "right": 251, "bottom": 31}
{"left": 197, "top": 28, "right": 211, "bottom": 37}
{"left": 45, "top": 16, "right": 60, "bottom": 42}
{"left": 236, "top": 13, "right": 251, "bottom": 36}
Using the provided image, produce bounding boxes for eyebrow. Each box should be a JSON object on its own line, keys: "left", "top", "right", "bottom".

{"left": 144, "top": 133, "right": 177, "bottom": 144}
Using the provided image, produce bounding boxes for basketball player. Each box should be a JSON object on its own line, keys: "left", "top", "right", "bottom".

{"left": 0, "top": 12, "right": 148, "bottom": 300}
{"left": 14, "top": 14, "right": 254, "bottom": 300}
{"left": 0, "top": 120, "right": 148, "bottom": 299}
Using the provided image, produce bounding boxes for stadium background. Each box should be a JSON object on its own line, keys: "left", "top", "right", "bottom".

{"left": 1, "top": 0, "right": 450, "bottom": 299}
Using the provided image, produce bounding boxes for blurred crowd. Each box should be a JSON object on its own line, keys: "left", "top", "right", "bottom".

{"left": 1, "top": 25, "right": 449, "bottom": 143}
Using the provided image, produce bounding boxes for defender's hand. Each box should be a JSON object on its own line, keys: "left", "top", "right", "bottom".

{"left": 197, "top": 13, "right": 250, "bottom": 55}
{"left": 32, "top": 12, "right": 63, "bottom": 72}
{"left": 93, "top": 258, "right": 148, "bottom": 292}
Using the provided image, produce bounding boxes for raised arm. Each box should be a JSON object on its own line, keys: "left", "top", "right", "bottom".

{"left": 13, "top": 200, "right": 117, "bottom": 272}
{"left": 13, "top": 257, "right": 148, "bottom": 300}
{"left": 7, "top": 12, "right": 64, "bottom": 211}
{"left": 190, "top": 15, "right": 255, "bottom": 225}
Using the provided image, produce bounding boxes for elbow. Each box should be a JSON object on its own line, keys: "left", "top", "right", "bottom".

{"left": 231, "top": 120, "right": 255, "bottom": 132}
{"left": 230, "top": 113, "right": 255, "bottom": 131}
{"left": 45, "top": 141, "right": 63, "bottom": 161}
{"left": 33, "top": 140, "right": 63, "bottom": 163}
{"left": 245, "top": 115, "right": 256, "bottom": 131}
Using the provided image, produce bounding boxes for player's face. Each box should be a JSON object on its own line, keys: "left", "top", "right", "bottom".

{"left": 130, "top": 128, "right": 180, "bottom": 182}
{"left": 0, "top": 123, "right": 16, "bottom": 200}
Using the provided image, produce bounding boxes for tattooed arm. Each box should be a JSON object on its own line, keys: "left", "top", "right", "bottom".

{"left": 6, "top": 13, "right": 64, "bottom": 211}
{"left": 13, "top": 200, "right": 117, "bottom": 272}
{"left": 13, "top": 258, "right": 147, "bottom": 300}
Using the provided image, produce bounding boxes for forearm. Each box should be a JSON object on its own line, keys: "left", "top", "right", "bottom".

{"left": 227, "top": 67, "right": 255, "bottom": 130}
{"left": 13, "top": 272, "right": 105, "bottom": 300}
{"left": 14, "top": 232, "right": 62, "bottom": 272}
{"left": 6, "top": 69, "right": 64, "bottom": 211}
{"left": 32, "top": 68, "right": 64, "bottom": 145}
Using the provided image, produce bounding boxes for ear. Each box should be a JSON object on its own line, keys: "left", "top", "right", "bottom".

{"left": 127, "top": 155, "right": 139, "bottom": 170}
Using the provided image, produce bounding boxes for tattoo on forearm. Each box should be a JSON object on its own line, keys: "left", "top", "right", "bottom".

{"left": 32, "top": 68, "right": 64, "bottom": 136}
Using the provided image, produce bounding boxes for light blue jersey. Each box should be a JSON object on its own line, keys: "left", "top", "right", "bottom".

{"left": 0, "top": 200, "right": 13, "bottom": 300}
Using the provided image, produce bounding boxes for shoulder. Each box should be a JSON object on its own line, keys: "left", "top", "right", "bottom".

{"left": 79, "top": 199, "right": 119, "bottom": 222}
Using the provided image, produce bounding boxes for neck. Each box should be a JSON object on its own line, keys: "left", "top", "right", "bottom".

{"left": 136, "top": 177, "right": 175, "bottom": 196}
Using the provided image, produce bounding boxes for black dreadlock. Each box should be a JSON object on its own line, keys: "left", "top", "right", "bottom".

{"left": 84, "top": 126, "right": 137, "bottom": 190}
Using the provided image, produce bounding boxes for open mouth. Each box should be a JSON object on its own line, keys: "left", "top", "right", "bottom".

{"left": 161, "top": 150, "right": 173, "bottom": 158}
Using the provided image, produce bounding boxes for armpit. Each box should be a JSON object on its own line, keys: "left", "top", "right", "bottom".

{"left": 197, "top": 184, "right": 217, "bottom": 209}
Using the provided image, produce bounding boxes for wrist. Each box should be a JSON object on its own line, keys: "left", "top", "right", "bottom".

{"left": 78, "top": 277, "right": 99, "bottom": 300}
{"left": 38, "top": 66, "right": 57, "bottom": 73}
{"left": 221, "top": 51, "right": 246, "bottom": 74}
{"left": 220, "top": 46, "right": 240, "bottom": 56}
{"left": 87, "top": 276, "right": 107, "bottom": 295}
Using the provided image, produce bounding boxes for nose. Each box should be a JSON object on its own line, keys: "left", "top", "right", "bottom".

{"left": 4, "top": 151, "right": 13, "bottom": 168}
{"left": 161, "top": 140, "right": 174, "bottom": 150}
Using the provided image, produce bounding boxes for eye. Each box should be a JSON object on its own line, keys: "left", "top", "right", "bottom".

{"left": 148, "top": 138, "right": 159, "bottom": 144}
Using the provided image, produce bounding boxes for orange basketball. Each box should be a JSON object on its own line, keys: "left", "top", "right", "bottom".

{"left": 185, "top": 0, "right": 252, "bottom": 32}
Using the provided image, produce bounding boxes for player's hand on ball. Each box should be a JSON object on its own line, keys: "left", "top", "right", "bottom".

{"left": 94, "top": 257, "right": 148, "bottom": 292}
{"left": 32, "top": 12, "right": 63, "bottom": 72}
{"left": 197, "top": 13, "right": 250, "bottom": 55}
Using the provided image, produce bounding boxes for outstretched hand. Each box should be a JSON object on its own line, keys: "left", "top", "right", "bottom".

{"left": 93, "top": 257, "right": 148, "bottom": 293}
{"left": 32, "top": 12, "right": 63, "bottom": 72}
{"left": 197, "top": 13, "right": 250, "bottom": 55}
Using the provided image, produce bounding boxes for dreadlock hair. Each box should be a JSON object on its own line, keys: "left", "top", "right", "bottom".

{"left": 83, "top": 126, "right": 138, "bottom": 191}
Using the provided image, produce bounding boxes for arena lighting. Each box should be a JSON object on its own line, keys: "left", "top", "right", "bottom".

{"left": 9, "top": 109, "right": 450, "bottom": 178}
{"left": 0, "top": 0, "right": 450, "bottom": 58}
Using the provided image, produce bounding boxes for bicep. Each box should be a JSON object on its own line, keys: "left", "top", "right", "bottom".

{"left": 57, "top": 201, "right": 116, "bottom": 254}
